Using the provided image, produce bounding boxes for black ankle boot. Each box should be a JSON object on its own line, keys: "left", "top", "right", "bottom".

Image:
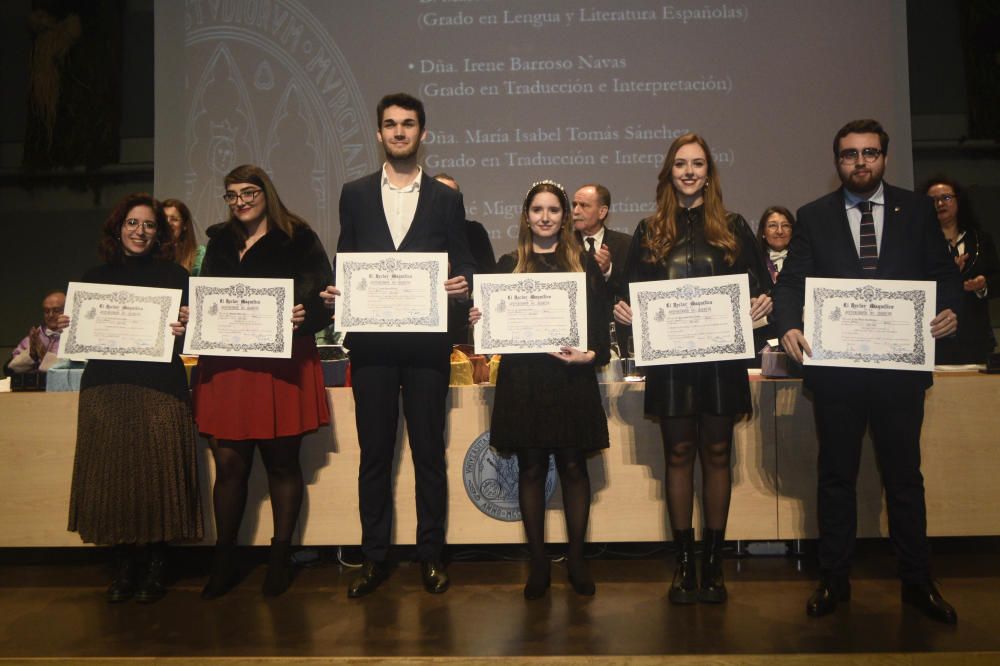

{"left": 524, "top": 558, "right": 551, "bottom": 600}
{"left": 668, "top": 529, "right": 697, "bottom": 604}
{"left": 107, "top": 545, "right": 138, "bottom": 603}
{"left": 262, "top": 539, "right": 293, "bottom": 597}
{"left": 135, "top": 542, "right": 169, "bottom": 604}
{"left": 201, "top": 543, "right": 239, "bottom": 600}
{"left": 699, "top": 527, "right": 727, "bottom": 603}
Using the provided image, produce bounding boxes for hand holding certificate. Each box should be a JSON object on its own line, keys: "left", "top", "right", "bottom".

{"left": 62, "top": 282, "right": 183, "bottom": 363}
{"left": 473, "top": 273, "right": 587, "bottom": 355}
{"left": 803, "top": 277, "right": 936, "bottom": 371}
{"left": 333, "top": 252, "right": 449, "bottom": 333}
{"left": 629, "top": 274, "right": 754, "bottom": 366}
{"left": 184, "top": 277, "right": 294, "bottom": 358}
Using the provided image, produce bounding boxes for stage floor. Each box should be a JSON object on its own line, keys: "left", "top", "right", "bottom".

{"left": 2, "top": 540, "right": 999, "bottom": 664}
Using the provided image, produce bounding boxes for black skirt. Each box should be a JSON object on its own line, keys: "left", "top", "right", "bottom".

{"left": 489, "top": 353, "right": 610, "bottom": 453}
{"left": 643, "top": 359, "right": 752, "bottom": 418}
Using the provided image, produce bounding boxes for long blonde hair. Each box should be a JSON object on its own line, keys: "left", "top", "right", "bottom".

{"left": 513, "top": 181, "right": 583, "bottom": 273}
{"left": 644, "top": 133, "right": 738, "bottom": 265}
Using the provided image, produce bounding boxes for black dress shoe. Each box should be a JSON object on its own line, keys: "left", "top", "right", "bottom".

{"left": 420, "top": 560, "right": 450, "bottom": 594}
{"left": 806, "top": 578, "right": 851, "bottom": 617}
{"left": 902, "top": 581, "right": 958, "bottom": 625}
{"left": 348, "top": 561, "right": 389, "bottom": 598}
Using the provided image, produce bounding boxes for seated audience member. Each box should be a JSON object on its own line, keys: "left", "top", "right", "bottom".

{"left": 5, "top": 290, "right": 66, "bottom": 375}
{"left": 435, "top": 173, "right": 495, "bottom": 345}
{"left": 924, "top": 176, "right": 999, "bottom": 364}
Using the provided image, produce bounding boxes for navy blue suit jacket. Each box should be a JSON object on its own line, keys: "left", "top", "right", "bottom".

{"left": 336, "top": 170, "right": 476, "bottom": 358}
{"left": 772, "top": 183, "right": 962, "bottom": 393}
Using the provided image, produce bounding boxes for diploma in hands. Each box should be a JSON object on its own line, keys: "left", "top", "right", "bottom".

{"left": 62, "top": 282, "right": 183, "bottom": 363}
{"left": 473, "top": 273, "right": 588, "bottom": 355}
{"left": 803, "top": 277, "right": 935, "bottom": 371}
{"left": 334, "top": 252, "right": 448, "bottom": 333}
{"left": 184, "top": 277, "right": 294, "bottom": 358}
{"left": 630, "top": 274, "right": 754, "bottom": 366}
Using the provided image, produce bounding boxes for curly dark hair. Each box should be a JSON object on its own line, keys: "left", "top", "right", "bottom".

{"left": 920, "top": 175, "right": 981, "bottom": 232}
{"left": 98, "top": 193, "right": 172, "bottom": 263}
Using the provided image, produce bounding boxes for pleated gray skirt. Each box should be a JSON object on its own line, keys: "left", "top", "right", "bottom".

{"left": 68, "top": 384, "right": 204, "bottom": 545}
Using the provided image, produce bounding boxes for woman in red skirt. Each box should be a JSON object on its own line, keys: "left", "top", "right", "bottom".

{"left": 193, "top": 164, "right": 333, "bottom": 597}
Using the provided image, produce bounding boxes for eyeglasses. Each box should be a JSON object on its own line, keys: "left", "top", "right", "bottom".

{"left": 931, "top": 194, "right": 955, "bottom": 204}
{"left": 222, "top": 188, "right": 263, "bottom": 205}
{"left": 123, "top": 219, "right": 158, "bottom": 231}
{"left": 838, "top": 147, "right": 883, "bottom": 164}
{"left": 42, "top": 307, "right": 64, "bottom": 315}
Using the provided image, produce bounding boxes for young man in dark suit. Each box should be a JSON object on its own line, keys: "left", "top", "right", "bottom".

{"left": 322, "top": 93, "right": 476, "bottom": 598}
{"left": 773, "top": 119, "right": 962, "bottom": 624}
{"left": 572, "top": 184, "right": 632, "bottom": 341}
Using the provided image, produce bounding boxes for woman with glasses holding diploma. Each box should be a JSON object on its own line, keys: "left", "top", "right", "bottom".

{"left": 64, "top": 193, "right": 202, "bottom": 604}
{"left": 193, "top": 164, "right": 333, "bottom": 598}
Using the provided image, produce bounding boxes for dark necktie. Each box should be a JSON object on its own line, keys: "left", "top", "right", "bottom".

{"left": 858, "top": 201, "right": 878, "bottom": 273}
{"left": 586, "top": 237, "right": 596, "bottom": 255}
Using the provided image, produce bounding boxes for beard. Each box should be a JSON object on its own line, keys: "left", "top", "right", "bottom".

{"left": 840, "top": 164, "right": 884, "bottom": 195}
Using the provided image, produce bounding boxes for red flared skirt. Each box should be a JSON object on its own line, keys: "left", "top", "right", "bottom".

{"left": 192, "top": 335, "right": 330, "bottom": 440}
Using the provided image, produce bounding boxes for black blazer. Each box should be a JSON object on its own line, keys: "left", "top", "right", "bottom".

{"left": 772, "top": 183, "right": 963, "bottom": 392}
{"left": 336, "top": 170, "right": 476, "bottom": 358}
{"left": 576, "top": 226, "right": 631, "bottom": 305}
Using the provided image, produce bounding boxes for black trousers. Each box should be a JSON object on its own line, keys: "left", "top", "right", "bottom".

{"left": 350, "top": 351, "right": 450, "bottom": 562}
{"left": 813, "top": 382, "right": 930, "bottom": 584}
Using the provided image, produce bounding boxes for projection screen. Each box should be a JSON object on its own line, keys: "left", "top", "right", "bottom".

{"left": 155, "top": 0, "right": 912, "bottom": 256}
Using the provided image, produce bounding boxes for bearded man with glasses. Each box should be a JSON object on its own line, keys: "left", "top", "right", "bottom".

{"left": 772, "top": 118, "right": 963, "bottom": 624}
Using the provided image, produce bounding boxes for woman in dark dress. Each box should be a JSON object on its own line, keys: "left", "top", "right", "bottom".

{"left": 923, "top": 176, "right": 999, "bottom": 364}
{"left": 752, "top": 205, "right": 795, "bottom": 359}
{"left": 193, "top": 164, "right": 333, "bottom": 598}
{"left": 614, "top": 134, "right": 771, "bottom": 604}
{"left": 64, "top": 193, "right": 202, "bottom": 603}
{"left": 471, "top": 180, "right": 610, "bottom": 599}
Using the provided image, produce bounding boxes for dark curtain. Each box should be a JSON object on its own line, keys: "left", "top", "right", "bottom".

{"left": 961, "top": 1, "right": 1000, "bottom": 140}
{"left": 23, "top": 0, "right": 124, "bottom": 171}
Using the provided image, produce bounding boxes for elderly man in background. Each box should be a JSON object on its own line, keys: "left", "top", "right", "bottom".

{"left": 5, "top": 290, "right": 66, "bottom": 375}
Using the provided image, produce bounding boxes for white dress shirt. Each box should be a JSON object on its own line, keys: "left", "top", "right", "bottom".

{"left": 381, "top": 164, "right": 422, "bottom": 249}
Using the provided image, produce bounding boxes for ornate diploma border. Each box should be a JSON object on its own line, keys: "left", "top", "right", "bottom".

{"left": 636, "top": 281, "right": 746, "bottom": 361}
{"left": 64, "top": 289, "right": 173, "bottom": 358}
{"left": 478, "top": 276, "right": 583, "bottom": 350}
{"left": 810, "top": 283, "right": 927, "bottom": 365}
{"left": 189, "top": 282, "right": 287, "bottom": 353}
{"left": 339, "top": 256, "right": 442, "bottom": 328}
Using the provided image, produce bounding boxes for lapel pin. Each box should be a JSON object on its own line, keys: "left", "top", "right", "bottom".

{"left": 893, "top": 206, "right": 901, "bottom": 212}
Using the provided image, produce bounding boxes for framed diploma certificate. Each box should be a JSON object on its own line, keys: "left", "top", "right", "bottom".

{"left": 804, "top": 277, "right": 935, "bottom": 371}
{"left": 62, "top": 282, "right": 182, "bottom": 363}
{"left": 473, "top": 272, "right": 588, "bottom": 355}
{"left": 630, "top": 274, "right": 753, "bottom": 367}
{"left": 184, "top": 277, "right": 294, "bottom": 358}
{"left": 334, "top": 252, "right": 448, "bottom": 333}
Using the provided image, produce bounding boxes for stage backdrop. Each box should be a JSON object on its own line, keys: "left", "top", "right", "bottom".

{"left": 154, "top": 0, "right": 912, "bottom": 255}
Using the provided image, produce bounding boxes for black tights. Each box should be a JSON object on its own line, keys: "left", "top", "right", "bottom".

{"left": 211, "top": 437, "right": 304, "bottom": 544}
{"left": 517, "top": 448, "right": 591, "bottom": 569}
{"left": 660, "top": 415, "right": 734, "bottom": 532}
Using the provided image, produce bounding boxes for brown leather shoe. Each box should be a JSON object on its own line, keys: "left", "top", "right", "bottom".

{"left": 347, "top": 560, "right": 389, "bottom": 599}
{"left": 806, "top": 578, "right": 851, "bottom": 617}
{"left": 902, "top": 581, "right": 957, "bottom": 625}
{"left": 421, "top": 560, "right": 450, "bottom": 594}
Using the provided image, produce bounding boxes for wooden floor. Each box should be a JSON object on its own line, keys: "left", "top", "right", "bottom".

{"left": 1, "top": 539, "right": 999, "bottom": 664}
